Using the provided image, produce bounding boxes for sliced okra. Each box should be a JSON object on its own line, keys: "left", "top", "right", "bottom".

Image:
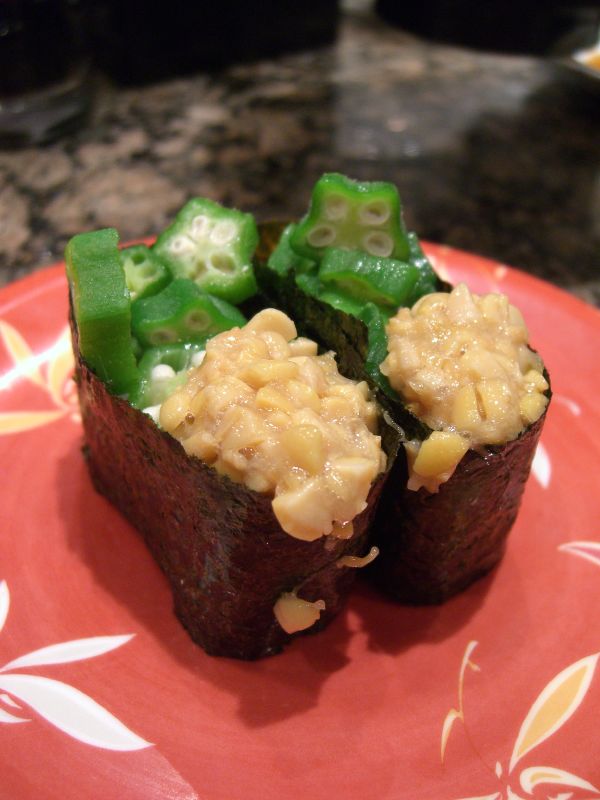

{"left": 318, "top": 288, "right": 366, "bottom": 317}
{"left": 358, "top": 302, "right": 397, "bottom": 397}
{"left": 129, "top": 342, "right": 207, "bottom": 410}
{"left": 119, "top": 244, "right": 171, "bottom": 301}
{"left": 294, "top": 272, "right": 322, "bottom": 298}
{"left": 318, "top": 247, "right": 420, "bottom": 308}
{"left": 65, "top": 228, "right": 139, "bottom": 394}
{"left": 267, "top": 223, "right": 317, "bottom": 276}
{"left": 131, "top": 278, "right": 246, "bottom": 348}
{"left": 295, "top": 270, "right": 373, "bottom": 317}
{"left": 153, "top": 198, "right": 258, "bottom": 304}
{"left": 290, "top": 173, "right": 410, "bottom": 262}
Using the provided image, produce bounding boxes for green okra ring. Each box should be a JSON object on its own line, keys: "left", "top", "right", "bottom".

{"left": 120, "top": 244, "right": 171, "bottom": 301}
{"left": 131, "top": 278, "right": 246, "bottom": 348}
{"left": 153, "top": 197, "right": 259, "bottom": 304}
{"left": 65, "top": 228, "right": 139, "bottom": 395}
{"left": 318, "top": 247, "right": 421, "bottom": 309}
{"left": 290, "top": 173, "right": 411, "bottom": 262}
{"left": 129, "top": 342, "right": 207, "bottom": 409}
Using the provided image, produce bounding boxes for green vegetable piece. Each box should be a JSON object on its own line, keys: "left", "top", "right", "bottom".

{"left": 295, "top": 270, "right": 368, "bottom": 317}
{"left": 120, "top": 244, "right": 171, "bottom": 301}
{"left": 131, "top": 335, "right": 143, "bottom": 361}
{"left": 65, "top": 228, "right": 139, "bottom": 394}
{"left": 294, "top": 272, "right": 322, "bottom": 298}
{"left": 129, "top": 342, "right": 206, "bottom": 409}
{"left": 406, "top": 232, "right": 438, "bottom": 304}
{"left": 131, "top": 278, "right": 246, "bottom": 348}
{"left": 267, "top": 223, "right": 317, "bottom": 276}
{"left": 291, "top": 173, "right": 410, "bottom": 262}
{"left": 358, "top": 303, "right": 398, "bottom": 398}
{"left": 318, "top": 289, "right": 366, "bottom": 317}
{"left": 319, "top": 247, "right": 420, "bottom": 309}
{"left": 153, "top": 198, "right": 259, "bottom": 304}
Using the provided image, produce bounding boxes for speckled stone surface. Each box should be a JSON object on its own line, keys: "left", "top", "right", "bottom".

{"left": 1, "top": 7, "right": 599, "bottom": 306}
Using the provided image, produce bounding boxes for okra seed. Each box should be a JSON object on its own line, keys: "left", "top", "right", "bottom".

{"left": 190, "top": 215, "right": 210, "bottom": 241}
{"left": 132, "top": 252, "right": 146, "bottom": 265}
{"left": 358, "top": 201, "right": 390, "bottom": 226}
{"left": 170, "top": 235, "right": 194, "bottom": 255}
{"left": 185, "top": 310, "right": 210, "bottom": 331}
{"left": 141, "top": 264, "right": 158, "bottom": 278}
{"left": 150, "top": 328, "right": 178, "bottom": 345}
{"left": 307, "top": 225, "right": 336, "bottom": 247}
{"left": 323, "top": 195, "right": 349, "bottom": 221}
{"left": 210, "top": 253, "right": 236, "bottom": 273}
{"left": 362, "top": 231, "right": 393, "bottom": 257}
{"left": 192, "top": 259, "right": 208, "bottom": 278}
{"left": 210, "top": 220, "right": 237, "bottom": 245}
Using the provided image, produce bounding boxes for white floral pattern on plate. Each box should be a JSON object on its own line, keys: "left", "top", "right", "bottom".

{"left": 0, "top": 322, "right": 78, "bottom": 434}
{"left": 530, "top": 392, "right": 584, "bottom": 490}
{"left": 0, "top": 580, "right": 151, "bottom": 751}
{"left": 559, "top": 541, "right": 600, "bottom": 569}
{"left": 442, "top": 641, "right": 600, "bottom": 800}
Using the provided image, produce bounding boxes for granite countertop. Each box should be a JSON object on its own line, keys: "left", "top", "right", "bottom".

{"left": 0, "top": 6, "right": 599, "bottom": 305}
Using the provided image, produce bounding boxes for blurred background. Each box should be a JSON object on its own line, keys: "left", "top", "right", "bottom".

{"left": 0, "top": 0, "right": 599, "bottom": 304}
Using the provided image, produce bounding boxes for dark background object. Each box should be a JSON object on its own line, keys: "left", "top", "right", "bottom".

{"left": 375, "top": 0, "right": 600, "bottom": 55}
{"left": 0, "top": 0, "right": 87, "bottom": 96}
{"left": 1, "top": 4, "right": 598, "bottom": 306}
{"left": 0, "top": 0, "right": 90, "bottom": 145}
{"left": 87, "top": 0, "right": 339, "bottom": 86}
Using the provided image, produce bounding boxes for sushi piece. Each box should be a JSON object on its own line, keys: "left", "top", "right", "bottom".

{"left": 255, "top": 175, "right": 550, "bottom": 604}
{"left": 371, "top": 284, "right": 549, "bottom": 603}
{"left": 67, "top": 225, "right": 391, "bottom": 659}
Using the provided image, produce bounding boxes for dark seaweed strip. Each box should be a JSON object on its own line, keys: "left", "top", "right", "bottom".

{"left": 369, "top": 414, "right": 546, "bottom": 603}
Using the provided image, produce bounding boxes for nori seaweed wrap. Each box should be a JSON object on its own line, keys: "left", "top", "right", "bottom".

{"left": 370, "top": 410, "right": 546, "bottom": 603}
{"left": 255, "top": 220, "right": 550, "bottom": 605}
{"left": 72, "top": 334, "right": 387, "bottom": 657}
{"left": 66, "top": 173, "right": 551, "bottom": 668}
{"left": 67, "top": 225, "right": 395, "bottom": 659}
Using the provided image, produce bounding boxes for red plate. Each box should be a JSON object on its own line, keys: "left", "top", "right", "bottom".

{"left": 1, "top": 247, "right": 600, "bottom": 800}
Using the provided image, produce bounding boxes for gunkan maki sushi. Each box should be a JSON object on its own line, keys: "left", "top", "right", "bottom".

{"left": 66, "top": 203, "right": 391, "bottom": 659}
{"left": 256, "top": 173, "right": 550, "bottom": 603}
{"left": 66, "top": 173, "right": 550, "bottom": 658}
{"left": 372, "top": 283, "right": 549, "bottom": 602}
